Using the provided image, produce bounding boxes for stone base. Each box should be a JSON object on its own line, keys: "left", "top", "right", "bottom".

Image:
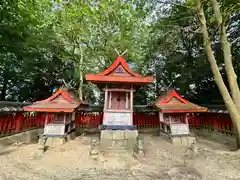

{"left": 45, "top": 133, "right": 75, "bottom": 146}
{"left": 45, "top": 137, "right": 66, "bottom": 146}
{"left": 100, "top": 130, "right": 138, "bottom": 154}
{"left": 171, "top": 136, "right": 196, "bottom": 146}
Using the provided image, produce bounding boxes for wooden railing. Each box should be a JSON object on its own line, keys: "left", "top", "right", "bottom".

{"left": 75, "top": 112, "right": 102, "bottom": 128}
{"left": 133, "top": 112, "right": 160, "bottom": 128}
{"left": 188, "top": 113, "right": 234, "bottom": 135}
{"left": 0, "top": 113, "right": 45, "bottom": 136}
{"left": 0, "top": 111, "right": 235, "bottom": 137}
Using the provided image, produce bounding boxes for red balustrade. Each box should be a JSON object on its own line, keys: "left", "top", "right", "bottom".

{"left": 75, "top": 112, "right": 102, "bottom": 128}
{"left": 188, "top": 113, "right": 234, "bottom": 134}
{"left": 0, "top": 111, "right": 235, "bottom": 136}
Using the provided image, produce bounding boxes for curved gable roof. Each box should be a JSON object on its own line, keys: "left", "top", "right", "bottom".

{"left": 152, "top": 90, "right": 207, "bottom": 113}
{"left": 86, "top": 56, "right": 153, "bottom": 84}
{"left": 24, "top": 88, "right": 83, "bottom": 112}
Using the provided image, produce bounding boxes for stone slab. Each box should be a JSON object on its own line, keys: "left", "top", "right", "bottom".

{"left": 45, "top": 137, "right": 66, "bottom": 146}
{"left": 124, "top": 130, "right": 138, "bottom": 139}
{"left": 101, "top": 125, "right": 137, "bottom": 130}
{"left": 100, "top": 130, "right": 113, "bottom": 140}
{"left": 103, "top": 112, "right": 132, "bottom": 125}
{"left": 0, "top": 128, "right": 43, "bottom": 147}
{"left": 171, "top": 137, "right": 182, "bottom": 146}
{"left": 181, "top": 137, "right": 189, "bottom": 146}
{"left": 171, "top": 136, "right": 196, "bottom": 146}
{"left": 170, "top": 124, "right": 190, "bottom": 135}
{"left": 112, "top": 130, "right": 125, "bottom": 140}
{"left": 100, "top": 130, "right": 138, "bottom": 152}
{"left": 187, "top": 136, "right": 196, "bottom": 144}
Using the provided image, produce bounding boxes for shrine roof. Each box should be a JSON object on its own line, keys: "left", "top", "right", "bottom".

{"left": 24, "top": 88, "right": 86, "bottom": 112}
{"left": 149, "top": 90, "right": 207, "bottom": 113}
{"left": 86, "top": 56, "right": 153, "bottom": 84}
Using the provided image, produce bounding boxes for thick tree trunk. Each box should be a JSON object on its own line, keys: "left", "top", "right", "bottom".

{"left": 210, "top": 0, "right": 240, "bottom": 112}
{"left": 195, "top": 0, "right": 240, "bottom": 148}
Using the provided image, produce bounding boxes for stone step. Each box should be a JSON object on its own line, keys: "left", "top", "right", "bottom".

{"left": 107, "top": 146, "right": 128, "bottom": 150}
{"left": 171, "top": 136, "right": 196, "bottom": 146}
{"left": 103, "top": 149, "right": 131, "bottom": 157}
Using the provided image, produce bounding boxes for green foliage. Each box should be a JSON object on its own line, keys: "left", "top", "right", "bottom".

{"left": 1, "top": 0, "right": 239, "bottom": 105}
{"left": 145, "top": 0, "right": 240, "bottom": 105}
{"left": 0, "top": 0, "right": 153, "bottom": 103}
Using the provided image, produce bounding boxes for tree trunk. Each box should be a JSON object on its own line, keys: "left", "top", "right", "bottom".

{"left": 210, "top": 0, "right": 240, "bottom": 112}
{"left": 78, "top": 45, "right": 83, "bottom": 101}
{"left": 195, "top": 0, "right": 240, "bottom": 148}
{"left": 0, "top": 76, "right": 7, "bottom": 101}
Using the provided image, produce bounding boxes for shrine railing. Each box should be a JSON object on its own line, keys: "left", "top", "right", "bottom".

{"left": 0, "top": 111, "right": 235, "bottom": 137}
{"left": 75, "top": 112, "right": 160, "bottom": 129}
{"left": 188, "top": 113, "right": 234, "bottom": 135}
{"left": 74, "top": 112, "right": 234, "bottom": 135}
{"left": 133, "top": 112, "right": 160, "bottom": 128}
{"left": 76, "top": 112, "right": 103, "bottom": 128}
{"left": 0, "top": 112, "right": 45, "bottom": 137}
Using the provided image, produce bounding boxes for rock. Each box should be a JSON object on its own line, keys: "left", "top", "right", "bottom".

{"left": 37, "top": 135, "right": 47, "bottom": 154}
{"left": 89, "top": 139, "right": 100, "bottom": 160}
{"left": 183, "top": 142, "right": 199, "bottom": 164}
{"left": 13, "top": 141, "right": 24, "bottom": 148}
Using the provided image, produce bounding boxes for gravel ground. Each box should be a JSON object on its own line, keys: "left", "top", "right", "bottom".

{"left": 0, "top": 133, "right": 240, "bottom": 180}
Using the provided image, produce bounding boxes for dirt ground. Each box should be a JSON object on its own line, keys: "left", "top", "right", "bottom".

{"left": 0, "top": 130, "right": 240, "bottom": 180}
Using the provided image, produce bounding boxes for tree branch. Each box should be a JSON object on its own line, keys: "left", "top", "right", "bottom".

{"left": 231, "top": 37, "right": 240, "bottom": 45}
{"left": 211, "top": 0, "right": 240, "bottom": 110}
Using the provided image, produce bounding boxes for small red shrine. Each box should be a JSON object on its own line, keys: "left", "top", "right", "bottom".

{"left": 86, "top": 56, "right": 153, "bottom": 127}
{"left": 24, "top": 88, "right": 87, "bottom": 137}
{"left": 149, "top": 90, "right": 207, "bottom": 136}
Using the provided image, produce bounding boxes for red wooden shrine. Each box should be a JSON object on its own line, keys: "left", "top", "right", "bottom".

{"left": 86, "top": 56, "right": 153, "bottom": 126}
{"left": 24, "top": 88, "right": 87, "bottom": 137}
{"left": 149, "top": 90, "right": 207, "bottom": 136}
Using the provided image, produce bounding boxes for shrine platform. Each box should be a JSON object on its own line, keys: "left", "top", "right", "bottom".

{"left": 100, "top": 125, "right": 137, "bottom": 130}
{"left": 99, "top": 130, "right": 138, "bottom": 154}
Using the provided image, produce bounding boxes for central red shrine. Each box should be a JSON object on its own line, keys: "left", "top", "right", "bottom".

{"left": 86, "top": 56, "right": 153, "bottom": 152}
{"left": 86, "top": 56, "right": 153, "bottom": 127}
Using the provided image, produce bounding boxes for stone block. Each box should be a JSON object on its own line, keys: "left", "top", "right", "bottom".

{"left": 99, "top": 139, "right": 112, "bottom": 151}
{"left": 100, "top": 130, "right": 113, "bottom": 140}
{"left": 100, "top": 130, "right": 139, "bottom": 155}
{"left": 45, "top": 137, "right": 66, "bottom": 146}
{"left": 124, "top": 130, "right": 138, "bottom": 140}
{"left": 112, "top": 130, "right": 125, "bottom": 140}
{"left": 124, "top": 139, "right": 128, "bottom": 146}
{"left": 187, "top": 137, "right": 196, "bottom": 144}
{"left": 127, "top": 139, "right": 137, "bottom": 149}
{"left": 181, "top": 137, "right": 189, "bottom": 146}
{"left": 171, "top": 137, "right": 182, "bottom": 146}
{"left": 66, "top": 134, "right": 72, "bottom": 142}
{"left": 60, "top": 137, "right": 66, "bottom": 145}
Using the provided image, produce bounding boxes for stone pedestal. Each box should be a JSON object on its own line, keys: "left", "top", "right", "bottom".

{"left": 133, "top": 136, "right": 145, "bottom": 159}
{"left": 100, "top": 130, "right": 138, "bottom": 155}
{"left": 89, "top": 140, "right": 100, "bottom": 160}
{"left": 45, "top": 137, "right": 66, "bottom": 146}
{"left": 171, "top": 136, "right": 196, "bottom": 146}
{"left": 37, "top": 135, "right": 47, "bottom": 154}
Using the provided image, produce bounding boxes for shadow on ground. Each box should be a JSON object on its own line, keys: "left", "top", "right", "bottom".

{"left": 71, "top": 167, "right": 202, "bottom": 180}
{"left": 192, "top": 129, "right": 237, "bottom": 151}
{"left": 0, "top": 149, "right": 16, "bottom": 156}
